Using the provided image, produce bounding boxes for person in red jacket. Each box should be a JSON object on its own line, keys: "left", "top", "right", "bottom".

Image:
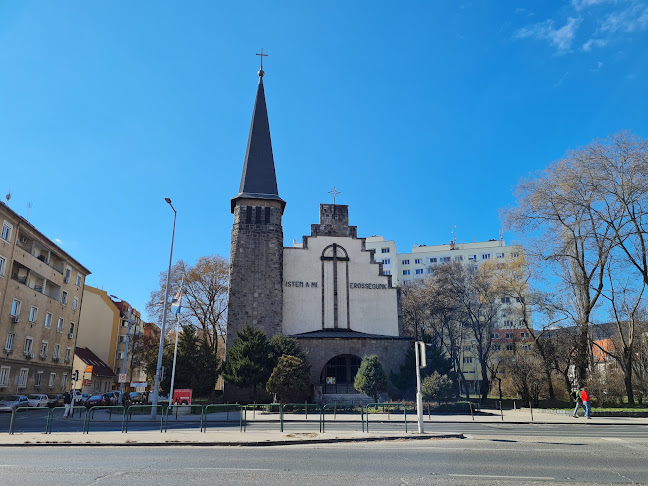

{"left": 580, "top": 386, "right": 592, "bottom": 419}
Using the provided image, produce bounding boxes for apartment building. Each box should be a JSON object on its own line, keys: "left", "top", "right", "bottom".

{"left": 76, "top": 286, "right": 148, "bottom": 393}
{"left": 0, "top": 202, "right": 90, "bottom": 394}
{"left": 365, "top": 235, "right": 532, "bottom": 394}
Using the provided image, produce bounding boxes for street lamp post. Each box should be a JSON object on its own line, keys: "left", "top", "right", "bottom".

{"left": 168, "top": 314, "right": 180, "bottom": 405}
{"left": 151, "top": 198, "right": 177, "bottom": 413}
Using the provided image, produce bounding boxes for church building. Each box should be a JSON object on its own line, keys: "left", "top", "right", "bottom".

{"left": 226, "top": 62, "right": 411, "bottom": 403}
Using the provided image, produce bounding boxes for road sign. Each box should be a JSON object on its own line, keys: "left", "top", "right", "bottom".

{"left": 118, "top": 373, "right": 127, "bottom": 383}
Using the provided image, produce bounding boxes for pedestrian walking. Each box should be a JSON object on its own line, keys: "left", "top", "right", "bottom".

{"left": 580, "top": 386, "right": 592, "bottom": 419}
{"left": 63, "top": 391, "right": 72, "bottom": 418}
{"left": 572, "top": 389, "right": 584, "bottom": 418}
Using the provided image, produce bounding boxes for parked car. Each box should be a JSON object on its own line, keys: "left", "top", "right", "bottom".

{"left": 0, "top": 395, "right": 30, "bottom": 412}
{"left": 75, "top": 393, "right": 91, "bottom": 405}
{"left": 27, "top": 394, "right": 49, "bottom": 407}
{"left": 128, "top": 392, "right": 147, "bottom": 404}
{"left": 84, "top": 393, "right": 112, "bottom": 408}
{"left": 47, "top": 394, "right": 65, "bottom": 408}
{"left": 105, "top": 391, "right": 120, "bottom": 405}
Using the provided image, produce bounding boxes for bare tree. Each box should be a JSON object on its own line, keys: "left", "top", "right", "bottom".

{"left": 503, "top": 142, "right": 617, "bottom": 383}
{"left": 592, "top": 259, "right": 646, "bottom": 403}
{"left": 146, "top": 255, "right": 229, "bottom": 355}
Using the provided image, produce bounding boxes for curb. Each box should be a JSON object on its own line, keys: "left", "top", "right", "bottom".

{"left": 0, "top": 433, "right": 465, "bottom": 447}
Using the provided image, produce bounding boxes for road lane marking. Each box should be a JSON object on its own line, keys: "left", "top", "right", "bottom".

{"left": 185, "top": 468, "right": 272, "bottom": 471}
{"left": 449, "top": 474, "right": 555, "bottom": 480}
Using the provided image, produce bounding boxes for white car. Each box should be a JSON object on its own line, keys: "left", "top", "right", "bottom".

{"left": 27, "top": 394, "right": 49, "bottom": 407}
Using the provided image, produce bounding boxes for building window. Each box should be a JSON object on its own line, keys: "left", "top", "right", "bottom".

{"left": 72, "top": 297, "right": 78, "bottom": 311}
{"left": 61, "top": 291, "right": 68, "bottom": 305}
{"left": 402, "top": 259, "right": 410, "bottom": 265}
{"left": 5, "top": 333, "right": 15, "bottom": 351}
{"left": 45, "top": 313, "right": 52, "bottom": 328}
{"left": 415, "top": 259, "right": 422, "bottom": 264}
{"left": 491, "top": 333, "right": 499, "bottom": 339}
{"left": 11, "top": 299, "right": 21, "bottom": 316}
{"left": 40, "top": 341, "right": 48, "bottom": 357}
{"left": 427, "top": 268, "right": 432, "bottom": 273}
{"left": 520, "top": 332, "right": 530, "bottom": 338}
{"left": 501, "top": 297, "right": 511, "bottom": 304}
{"left": 429, "top": 257, "right": 437, "bottom": 263}
{"left": 35, "top": 371, "right": 43, "bottom": 387}
{"left": 504, "top": 320, "right": 514, "bottom": 326}
{"left": 403, "top": 280, "right": 411, "bottom": 284}
{"left": 512, "top": 252, "right": 520, "bottom": 258}
{"left": 117, "top": 351, "right": 124, "bottom": 360}
{"left": 57, "top": 318, "right": 64, "bottom": 333}
{"left": 441, "top": 256, "right": 451, "bottom": 262}
{"left": 118, "top": 335, "right": 126, "bottom": 343}
{"left": 49, "top": 373, "right": 56, "bottom": 387}
{"left": 24, "top": 337, "right": 33, "bottom": 355}
{"left": 505, "top": 333, "right": 512, "bottom": 339}
{"left": 384, "top": 270, "right": 391, "bottom": 275}
{"left": 482, "top": 253, "right": 491, "bottom": 260}
{"left": 64, "top": 266, "right": 71, "bottom": 284}
{"left": 17, "top": 368, "right": 28, "bottom": 387}
{"left": 497, "top": 252, "right": 505, "bottom": 258}
{"left": 53, "top": 345, "right": 60, "bottom": 360}
{"left": 68, "top": 322, "right": 75, "bottom": 337}
{"left": 29, "top": 306, "right": 38, "bottom": 323}
{"left": 454, "top": 255, "right": 463, "bottom": 261}
{"left": 402, "top": 270, "right": 410, "bottom": 275}
{"left": 0, "top": 254, "right": 5, "bottom": 276}
{"left": 492, "top": 344, "right": 501, "bottom": 351}
{"left": 62, "top": 373, "right": 68, "bottom": 388}
{"left": 381, "top": 248, "right": 390, "bottom": 253}
{"left": 506, "top": 344, "right": 514, "bottom": 351}
{"left": 463, "top": 345, "right": 472, "bottom": 351}
{"left": 382, "top": 258, "right": 391, "bottom": 264}
{"left": 415, "top": 269, "right": 423, "bottom": 275}
{"left": 463, "top": 357, "right": 473, "bottom": 364}
{"left": 65, "top": 347, "right": 71, "bottom": 361}
{"left": 75, "top": 274, "right": 82, "bottom": 286}
{"left": 1, "top": 222, "right": 12, "bottom": 241}
{"left": 0, "top": 366, "right": 10, "bottom": 386}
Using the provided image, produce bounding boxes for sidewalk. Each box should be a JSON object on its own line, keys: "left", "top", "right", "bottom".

{"left": 1, "top": 408, "right": 645, "bottom": 447}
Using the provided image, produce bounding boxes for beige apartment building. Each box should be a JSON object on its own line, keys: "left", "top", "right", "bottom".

{"left": 0, "top": 202, "right": 90, "bottom": 395}
{"left": 76, "top": 286, "right": 147, "bottom": 394}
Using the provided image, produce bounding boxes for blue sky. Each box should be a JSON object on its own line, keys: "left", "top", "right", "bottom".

{"left": 1, "top": 1, "right": 647, "bottom": 318}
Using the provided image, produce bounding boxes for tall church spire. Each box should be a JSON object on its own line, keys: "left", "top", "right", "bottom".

{"left": 231, "top": 58, "right": 285, "bottom": 213}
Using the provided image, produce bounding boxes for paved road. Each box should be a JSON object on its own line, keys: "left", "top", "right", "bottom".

{"left": 1, "top": 434, "right": 647, "bottom": 485}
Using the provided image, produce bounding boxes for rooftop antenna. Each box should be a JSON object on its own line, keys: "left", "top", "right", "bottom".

{"left": 5, "top": 189, "right": 11, "bottom": 205}
{"left": 452, "top": 225, "right": 457, "bottom": 244}
{"left": 499, "top": 228, "right": 504, "bottom": 246}
{"left": 26, "top": 202, "right": 32, "bottom": 220}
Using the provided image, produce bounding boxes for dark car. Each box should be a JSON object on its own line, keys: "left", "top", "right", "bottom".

{"left": 84, "top": 393, "right": 112, "bottom": 408}
{"left": 128, "top": 392, "right": 146, "bottom": 404}
{"left": 104, "top": 391, "right": 120, "bottom": 405}
{"left": 47, "top": 394, "right": 65, "bottom": 408}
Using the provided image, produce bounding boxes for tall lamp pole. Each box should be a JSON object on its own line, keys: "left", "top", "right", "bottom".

{"left": 151, "top": 198, "right": 176, "bottom": 412}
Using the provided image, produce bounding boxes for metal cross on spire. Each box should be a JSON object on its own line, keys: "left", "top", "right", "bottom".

{"left": 256, "top": 48, "right": 268, "bottom": 77}
{"left": 328, "top": 186, "right": 341, "bottom": 205}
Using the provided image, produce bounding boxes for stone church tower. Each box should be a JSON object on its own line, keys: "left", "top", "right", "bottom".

{"left": 227, "top": 66, "right": 285, "bottom": 350}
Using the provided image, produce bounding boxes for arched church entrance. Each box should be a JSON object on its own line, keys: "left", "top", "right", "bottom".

{"left": 321, "top": 354, "right": 362, "bottom": 394}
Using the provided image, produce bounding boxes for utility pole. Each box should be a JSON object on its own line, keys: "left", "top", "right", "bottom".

{"left": 415, "top": 341, "right": 426, "bottom": 434}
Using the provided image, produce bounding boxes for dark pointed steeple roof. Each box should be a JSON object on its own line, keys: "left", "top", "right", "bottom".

{"left": 231, "top": 72, "right": 285, "bottom": 213}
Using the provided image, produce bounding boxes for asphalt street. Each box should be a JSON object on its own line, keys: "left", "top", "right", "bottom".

{"left": 1, "top": 433, "right": 648, "bottom": 486}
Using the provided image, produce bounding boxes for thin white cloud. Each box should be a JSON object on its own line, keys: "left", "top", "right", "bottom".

{"left": 572, "top": 0, "right": 617, "bottom": 11}
{"left": 590, "top": 60, "right": 605, "bottom": 71}
{"left": 583, "top": 38, "right": 609, "bottom": 50}
{"left": 600, "top": 3, "right": 648, "bottom": 32}
{"left": 553, "top": 72, "right": 569, "bottom": 88}
{"left": 55, "top": 238, "right": 64, "bottom": 245}
{"left": 515, "top": 17, "right": 581, "bottom": 52}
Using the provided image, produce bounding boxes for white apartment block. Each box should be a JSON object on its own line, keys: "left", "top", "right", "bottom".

{"left": 365, "top": 236, "right": 529, "bottom": 330}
